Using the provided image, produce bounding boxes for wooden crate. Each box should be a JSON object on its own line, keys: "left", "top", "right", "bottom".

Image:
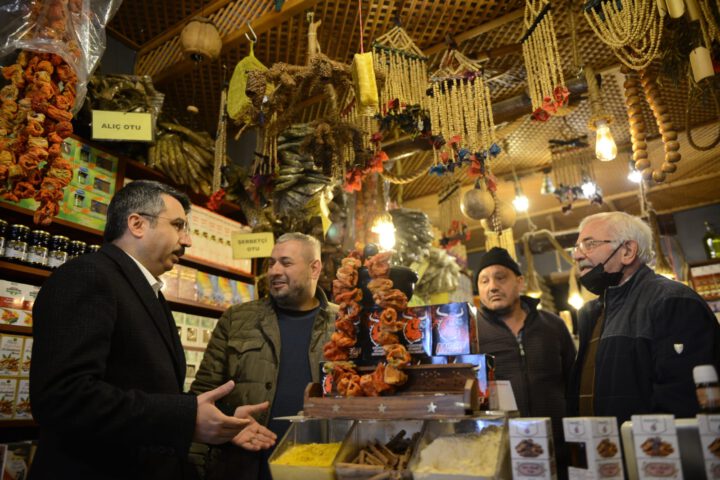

{"left": 303, "top": 363, "right": 479, "bottom": 419}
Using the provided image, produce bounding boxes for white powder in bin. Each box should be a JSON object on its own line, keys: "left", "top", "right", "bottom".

{"left": 415, "top": 426, "right": 503, "bottom": 476}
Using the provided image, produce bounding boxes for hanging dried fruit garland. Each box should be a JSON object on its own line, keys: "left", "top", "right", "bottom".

{"left": 0, "top": 1, "right": 78, "bottom": 224}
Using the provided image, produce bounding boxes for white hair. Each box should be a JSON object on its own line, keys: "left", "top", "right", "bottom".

{"left": 579, "top": 211, "right": 655, "bottom": 264}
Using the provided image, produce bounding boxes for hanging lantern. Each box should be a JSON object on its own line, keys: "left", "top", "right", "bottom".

{"left": 181, "top": 17, "right": 222, "bottom": 62}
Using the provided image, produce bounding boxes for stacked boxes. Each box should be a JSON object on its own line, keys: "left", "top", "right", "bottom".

{"left": 630, "top": 415, "right": 683, "bottom": 480}
{"left": 189, "top": 205, "right": 253, "bottom": 273}
{"left": 172, "top": 311, "right": 219, "bottom": 392}
{"left": 509, "top": 418, "right": 557, "bottom": 480}
{"left": 0, "top": 281, "right": 39, "bottom": 327}
{"left": 697, "top": 414, "right": 720, "bottom": 479}
{"left": 160, "top": 266, "right": 255, "bottom": 308}
{"left": 0, "top": 334, "right": 31, "bottom": 420}
{"left": 563, "top": 417, "right": 625, "bottom": 480}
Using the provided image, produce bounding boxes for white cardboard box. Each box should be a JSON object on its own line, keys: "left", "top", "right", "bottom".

{"left": 509, "top": 417, "right": 557, "bottom": 480}
{"left": 563, "top": 417, "right": 624, "bottom": 480}
{"left": 631, "top": 414, "right": 683, "bottom": 480}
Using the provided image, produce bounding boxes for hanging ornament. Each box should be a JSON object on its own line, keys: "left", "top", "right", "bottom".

{"left": 550, "top": 141, "right": 603, "bottom": 210}
{"left": 427, "top": 49, "right": 498, "bottom": 169}
{"left": 621, "top": 66, "right": 681, "bottom": 183}
{"left": 372, "top": 25, "right": 428, "bottom": 112}
{"left": 461, "top": 178, "right": 495, "bottom": 221}
{"left": 583, "top": 0, "right": 665, "bottom": 70}
{"left": 227, "top": 40, "right": 272, "bottom": 124}
{"left": 521, "top": 0, "right": 569, "bottom": 120}
{"left": 180, "top": 17, "right": 222, "bottom": 62}
{"left": 438, "top": 177, "right": 463, "bottom": 236}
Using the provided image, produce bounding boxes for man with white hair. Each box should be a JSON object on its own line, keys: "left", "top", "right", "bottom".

{"left": 567, "top": 211, "right": 720, "bottom": 424}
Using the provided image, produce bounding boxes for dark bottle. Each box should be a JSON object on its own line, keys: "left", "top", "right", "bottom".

{"left": 703, "top": 222, "right": 720, "bottom": 260}
{"left": 47, "top": 235, "right": 69, "bottom": 268}
{"left": 27, "top": 230, "right": 50, "bottom": 267}
{"left": 5, "top": 224, "right": 30, "bottom": 263}
{"left": 694, "top": 364, "right": 720, "bottom": 413}
{"left": 0, "top": 219, "right": 7, "bottom": 257}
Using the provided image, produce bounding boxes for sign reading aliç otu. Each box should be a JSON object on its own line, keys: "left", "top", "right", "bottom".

{"left": 92, "top": 110, "right": 154, "bottom": 142}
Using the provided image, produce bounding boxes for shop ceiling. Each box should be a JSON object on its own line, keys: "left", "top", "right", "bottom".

{"left": 107, "top": 0, "right": 720, "bottom": 253}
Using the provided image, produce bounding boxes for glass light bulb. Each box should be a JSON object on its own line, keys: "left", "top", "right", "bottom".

{"left": 568, "top": 292, "right": 585, "bottom": 310}
{"left": 371, "top": 215, "right": 396, "bottom": 251}
{"left": 628, "top": 169, "right": 642, "bottom": 183}
{"left": 512, "top": 194, "right": 529, "bottom": 212}
{"left": 594, "top": 120, "right": 617, "bottom": 161}
{"left": 581, "top": 181, "right": 597, "bottom": 198}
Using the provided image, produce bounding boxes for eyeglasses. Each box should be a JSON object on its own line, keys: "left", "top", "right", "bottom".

{"left": 573, "top": 239, "right": 617, "bottom": 254}
{"left": 137, "top": 212, "right": 190, "bottom": 235}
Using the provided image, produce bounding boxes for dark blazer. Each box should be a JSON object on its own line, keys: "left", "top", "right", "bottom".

{"left": 29, "top": 244, "right": 198, "bottom": 480}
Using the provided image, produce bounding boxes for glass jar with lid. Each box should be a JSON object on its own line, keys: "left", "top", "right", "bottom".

{"left": 27, "top": 229, "right": 50, "bottom": 267}
{"left": 86, "top": 244, "right": 101, "bottom": 254}
{"left": 0, "top": 219, "right": 7, "bottom": 257}
{"left": 68, "top": 240, "right": 87, "bottom": 260}
{"left": 5, "top": 224, "right": 30, "bottom": 262}
{"left": 48, "top": 234, "right": 70, "bottom": 268}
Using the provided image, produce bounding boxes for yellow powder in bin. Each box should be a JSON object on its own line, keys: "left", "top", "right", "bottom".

{"left": 272, "top": 442, "right": 342, "bottom": 466}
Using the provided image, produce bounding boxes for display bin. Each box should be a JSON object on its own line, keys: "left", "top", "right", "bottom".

{"left": 268, "top": 417, "right": 353, "bottom": 480}
{"left": 335, "top": 419, "right": 424, "bottom": 480}
{"left": 409, "top": 414, "right": 510, "bottom": 480}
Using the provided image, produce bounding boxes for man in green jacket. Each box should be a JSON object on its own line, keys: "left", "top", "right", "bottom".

{"left": 191, "top": 232, "right": 337, "bottom": 480}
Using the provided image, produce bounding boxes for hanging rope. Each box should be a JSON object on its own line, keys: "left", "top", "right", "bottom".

{"left": 358, "top": 0, "right": 364, "bottom": 53}
{"left": 686, "top": 79, "right": 720, "bottom": 151}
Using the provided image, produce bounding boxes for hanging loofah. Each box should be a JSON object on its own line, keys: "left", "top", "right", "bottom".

{"left": 372, "top": 26, "right": 428, "bottom": 112}
{"left": 227, "top": 42, "right": 274, "bottom": 124}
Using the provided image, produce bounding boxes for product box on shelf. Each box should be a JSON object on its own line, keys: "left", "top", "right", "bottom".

{"left": 160, "top": 267, "right": 180, "bottom": 299}
{"left": 0, "top": 377, "right": 18, "bottom": 420}
{"left": 13, "top": 378, "right": 30, "bottom": 420}
{"left": 0, "top": 281, "right": 37, "bottom": 327}
{"left": 697, "top": 414, "right": 720, "bottom": 479}
{"left": 563, "top": 417, "right": 624, "bottom": 480}
{"left": 177, "top": 265, "right": 198, "bottom": 302}
{"left": 184, "top": 315, "right": 200, "bottom": 346}
{"left": 408, "top": 415, "right": 510, "bottom": 480}
{"left": 268, "top": 418, "right": 353, "bottom": 480}
{"left": 2, "top": 441, "right": 34, "bottom": 480}
{"left": 20, "top": 338, "right": 31, "bottom": 375}
{"left": 401, "top": 306, "right": 434, "bottom": 358}
{"left": 189, "top": 205, "right": 253, "bottom": 272}
{"left": 0, "top": 335, "right": 23, "bottom": 376}
{"left": 509, "top": 418, "right": 557, "bottom": 480}
{"left": 334, "top": 419, "right": 423, "bottom": 480}
{"left": 630, "top": 414, "right": 683, "bottom": 480}
{"left": 430, "top": 302, "right": 478, "bottom": 356}
{"left": 196, "top": 271, "right": 219, "bottom": 306}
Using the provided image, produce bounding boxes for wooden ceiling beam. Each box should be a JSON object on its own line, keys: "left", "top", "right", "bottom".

{"left": 107, "top": 26, "right": 143, "bottom": 51}
{"left": 422, "top": 8, "right": 523, "bottom": 57}
{"left": 146, "top": 0, "right": 319, "bottom": 85}
{"left": 139, "top": 0, "right": 235, "bottom": 55}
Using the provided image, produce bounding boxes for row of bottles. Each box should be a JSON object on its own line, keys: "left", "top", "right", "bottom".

{"left": 0, "top": 219, "right": 100, "bottom": 269}
{"left": 703, "top": 221, "right": 720, "bottom": 260}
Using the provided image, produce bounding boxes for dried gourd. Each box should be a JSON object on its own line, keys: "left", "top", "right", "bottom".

{"left": 351, "top": 52, "right": 379, "bottom": 116}
{"left": 227, "top": 43, "right": 273, "bottom": 123}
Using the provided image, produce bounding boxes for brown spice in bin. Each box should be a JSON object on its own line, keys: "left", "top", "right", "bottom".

{"left": 708, "top": 437, "right": 720, "bottom": 458}
{"left": 640, "top": 437, "right": 674, "bottom": 457}
{"left": 347, "top": 430, "right": 419, "bottom": 472}
{"left": 596, "top": 438, "right": 619, "bottom": 458}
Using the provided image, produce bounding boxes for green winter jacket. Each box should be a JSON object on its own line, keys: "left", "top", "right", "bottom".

{"left": 188, "top": 289, "right": 336, "bottom": 479}
{"left": 191, "top": 288, "right": 336, "bottom": 423}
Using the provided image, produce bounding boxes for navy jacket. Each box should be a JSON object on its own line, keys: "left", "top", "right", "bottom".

{"left": 567, "top": 264, "right": 720, "bottom": 424}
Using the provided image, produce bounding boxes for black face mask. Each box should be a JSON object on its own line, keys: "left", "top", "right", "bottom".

{"left": 579, "top": 242, "right": 626, "bottom": 295}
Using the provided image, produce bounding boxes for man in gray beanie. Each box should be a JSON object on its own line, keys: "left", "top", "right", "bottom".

{"left": 476, "top": 247, "right": 576, "bottom": 478}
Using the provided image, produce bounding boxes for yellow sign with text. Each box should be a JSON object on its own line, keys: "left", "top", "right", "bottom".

{"left": 92, "top": 110, "right": 154, "bottom": 142}
{"left": 231, "top": 232, "right": 275, "bottom": 259}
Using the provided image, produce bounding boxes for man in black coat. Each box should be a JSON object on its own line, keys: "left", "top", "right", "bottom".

{"left": 30, "top": 180, "right": 274, "bottom": 480}
{"left": 475, "top": 247, "right": 576, "bottom": 477}
{"left": 568, "top": 211, "right": 720, "bottom": 424}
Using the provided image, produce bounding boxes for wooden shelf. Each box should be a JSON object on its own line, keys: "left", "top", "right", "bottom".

{"left": 0, "top": 324, "right": 33, "bottom": 335}
{"left": 0, "top": 202, "right": 103, "bottom": 246}
{"left": 0, "top": 260, "right": 51, "bottom": 285}
{"left": 165, "top": 294, "right": 226, "bottom": 316}
{"left": 181, "top": 254, "right": 254, "bottom": 282}
{"left": 0, "top": 419, "right": 36, "bottom": 428}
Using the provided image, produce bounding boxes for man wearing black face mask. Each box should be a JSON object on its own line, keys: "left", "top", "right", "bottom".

{"left": 567, "top": 212, "right": 720, "bottom": 425}
{"left": 476, "top": 247, "right": 576, "bottom": 475}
